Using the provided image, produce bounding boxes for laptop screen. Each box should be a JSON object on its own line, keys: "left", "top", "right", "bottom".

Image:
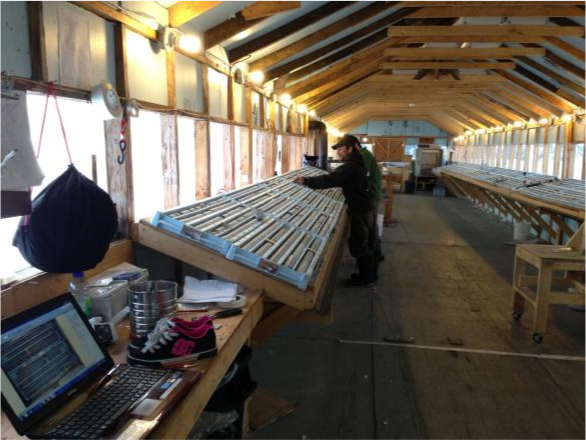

{"left": 1, "top": 293, "right": 114, "bottom": 434}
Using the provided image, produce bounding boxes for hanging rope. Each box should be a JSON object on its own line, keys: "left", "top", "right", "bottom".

{"left": 36, "top": 82, "right": 73, "bottom": 164}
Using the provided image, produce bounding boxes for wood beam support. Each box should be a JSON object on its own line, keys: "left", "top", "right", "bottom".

{"left": 27, "top": 2, "right": 47, "bottom": 82}
{"left": 71, "top": 1, "right": 157, "bottom": 40}
{"left": 408, "top": 6, "right": 585, "bottom": 18}
{"left": 384, "top": 47, "right": 545, "bottom": 59}
{"left": 232, "top": 1, "right": 363, "bottom": 64}
{"left": 247, "top": 2, "right": 385, "bottom": 70}
{"left": 169, "top": 1, "right": 220, "bottom": 28}
{"left": 241, "top": 1, "right": 301, "bottom": 20}
{"left": 382, "top": 61, "right": 515, "bottom": 70}
{"left": 389, "top": 25, "right": 585, "bottom": 37}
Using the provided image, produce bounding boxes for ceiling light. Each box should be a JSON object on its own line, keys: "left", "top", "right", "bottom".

{"left": 280, "top": 93, "right": 292, "bottom": 107}
{"left": 539, "top": 117, "right": 549, "bottom": 125}
{"left": 249, "top": 70, "right": 265, "bottom": 84}
{"left": 465, "top": 130, "right": 472, "bottom": 136}
{"left": 514, "top": 120, "right": 525, "bottom": 128}
{"left": 297, "top": 104, "right": 307, "bottom": 113}
{"left": 308, "top": 110, "right": 316, "bottom": 118}
{"left": 562, "top": 114, "right": 573, "bottom": 122}
{"left": 408, "top": 103, "right": 416, "bottom": 108}
{"left": 362, "top": 137, "right": 369, "bottom": 143}
{"left": 178, "top": 35, "right": 201, "bottom": 53}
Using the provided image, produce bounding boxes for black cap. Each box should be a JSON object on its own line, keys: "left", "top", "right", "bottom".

{"left": 331, "top": 134, "right": 361, "bottom": 150}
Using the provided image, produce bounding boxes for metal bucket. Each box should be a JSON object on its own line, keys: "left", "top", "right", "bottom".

{"left": 129, "top": 281, "right": 177, "bottom": 338}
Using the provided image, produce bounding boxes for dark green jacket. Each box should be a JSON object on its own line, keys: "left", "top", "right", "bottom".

{"left": 361, "top": 148, "right": 382, "bottom": 201}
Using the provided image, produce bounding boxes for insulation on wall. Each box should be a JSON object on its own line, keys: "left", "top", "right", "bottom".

{"left": 176, "top": 53, "right": 204, "bottom": 113}
{"left": 1, "top": 1, "right": 32, "bottom": 78}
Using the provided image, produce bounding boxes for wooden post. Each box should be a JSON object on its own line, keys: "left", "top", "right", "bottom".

{"left": 27, "top": 2, "right": 48, "bottom": 82}
{"left": 195, "top": 120, "right": 210, "bottom": 199}
{"left": 384, "top": 176, "right": 394, "bottom": 226}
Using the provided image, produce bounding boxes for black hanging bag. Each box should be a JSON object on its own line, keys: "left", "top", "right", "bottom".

{"left": 13, "top": 165, "right": 117, "bottom": 273}
{"left": 12, "top": 83, "right": 118, "bottom": 273}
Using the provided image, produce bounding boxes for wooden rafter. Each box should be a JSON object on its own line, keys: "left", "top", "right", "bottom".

{"left": 389, "top": 25, "right": 585, "bottom": 37}
{"left": 543, "top": 36, "right": 586, "bottom": 61}
{"left": 204, "top": 11, "right": 266, "bottom": 50}
{"left": 515, "top": 56, "right": 585, "bottom": 97}
{"left": 381, "top": 61, "right": 515, "bottom": 70}
{"left": 460, "top": 99, "right": 511, "bottom": 125}
{"left": 453, "top": 103, "right": 498, "bottom": 127}
{"left": 475, "top": 93, "right": 539, "bottom": 122}
{"left": 497, "top": 70, "right": 577, "bottom": 113}
{"left": 397, "top": 35, "right": 549, "bottom": 43}
{"left": 240, "top": 1, "right": 301, "bottom": 20}
{"left": 511, "top": 65, "right": 585, "bottom": 109}
{"left": 264, "top": 7, "right": 418, "bottom": 82}
{"left": 247, "top": 2, "right": 402, "bottom": 71}
{"left": 407, "top": 5, "right": 585, "bottom": 18}
{"left": 496, "top": 83, "right": 564, "bottom": 117}
{"left": 384, "top": 47, "right": 546, "bottom": 58}
{"left": 169, "top": 1, "right": 220, "bottom": 28}
{"left": 229, "top": 1, "right": 359, "bottom": 64}
{"left": 71, "top": 1, "right": 157, "bottom": 40}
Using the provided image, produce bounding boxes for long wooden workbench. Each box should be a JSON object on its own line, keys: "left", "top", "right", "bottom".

{"left": 0, "top": 289, "right": 264, "bottom": 440}
{"left": 437, "top": 164, "right": 584, "bottom": 243}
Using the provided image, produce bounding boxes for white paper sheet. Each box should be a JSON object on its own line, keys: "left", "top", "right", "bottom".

{"left": 181, "top": 276, "right": 237, "bottom": 304}
{"left": 1, "top": 92, "right": 44, "bottom": 190}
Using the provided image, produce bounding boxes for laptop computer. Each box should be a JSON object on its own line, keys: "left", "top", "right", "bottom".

{"left": 1, "top": 292, "right": 201, "bottom": 439}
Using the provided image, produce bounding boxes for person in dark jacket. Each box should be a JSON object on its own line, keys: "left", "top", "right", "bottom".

{"left": 294, "top": 137, "right": 377, "bottom": 286}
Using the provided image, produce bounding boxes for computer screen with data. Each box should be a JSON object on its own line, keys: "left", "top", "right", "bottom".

{"left": 1, "top": 298, "right": 110, "bottom": 422}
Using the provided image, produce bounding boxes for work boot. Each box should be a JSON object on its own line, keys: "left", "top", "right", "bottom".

{"left": 347, "top": 255, "right": 377, "bottom": 287}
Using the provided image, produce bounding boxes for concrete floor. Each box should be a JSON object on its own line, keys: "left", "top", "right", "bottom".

{"left": 249, "top": 193, "right": 585, "bottom": 439}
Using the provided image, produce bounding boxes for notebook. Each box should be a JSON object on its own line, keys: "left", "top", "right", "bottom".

{"left": 1, "top": 292, "right": 201, "bottom": 439}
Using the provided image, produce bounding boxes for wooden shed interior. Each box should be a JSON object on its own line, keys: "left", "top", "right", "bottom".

{"left": 1, "top": 1, "right": 585, "bottom": 439}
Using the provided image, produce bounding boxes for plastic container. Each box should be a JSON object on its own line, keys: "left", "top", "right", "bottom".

{"left": 85, "top": 281, "right": 129, "bottom": 322}
{"left": 513, "top": 221, "right": 532, "bottom": 241}
{"left": 85, "top": 263, "right": 149, "bottom": 322}
{"left": 70, "top": 272, "right": 93, "bottom": 317}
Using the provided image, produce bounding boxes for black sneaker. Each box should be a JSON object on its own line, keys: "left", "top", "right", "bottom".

{"left": 128, "top": 316, "right": 212, "bottom": 354}
{"left": 127, "top": 325, "right": 217, "bottom": 367}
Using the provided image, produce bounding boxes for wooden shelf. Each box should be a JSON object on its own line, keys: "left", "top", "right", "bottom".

{"left": 137, "top": 212, "right": 348, "bottom": 313}
{"left": 0, "top": 290, "right": 264, "bottom": 440}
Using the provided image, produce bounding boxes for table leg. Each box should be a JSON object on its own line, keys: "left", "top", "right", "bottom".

{"left": 533, "top": 261, "right": 553, "bottom": 335}
{"left": 511, "top": 255, "right": 527, "bottom": 314}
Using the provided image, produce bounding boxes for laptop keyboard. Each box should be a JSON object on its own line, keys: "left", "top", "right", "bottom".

{"left": 46, "top": 365, "right": 167, "bottom": 439}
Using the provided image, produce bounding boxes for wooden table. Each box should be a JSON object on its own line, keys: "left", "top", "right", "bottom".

{"left": 512, "top": 245, "right": 585, "bottom": 342}
{"left": 1, "top": 289, "right": 264, "bottom": 440}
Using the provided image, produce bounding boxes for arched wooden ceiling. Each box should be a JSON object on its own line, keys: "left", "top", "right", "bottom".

{"left": 170, "top": 1, "right": 585, "bottom": 134}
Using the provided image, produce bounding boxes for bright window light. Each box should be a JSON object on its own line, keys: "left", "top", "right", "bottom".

{"left": 130, "top": 110, "right": 164, "bottom": 221}
{"left": 177, "top": 116, "right": 197, "bottom": 206}
{"left": 0, "top": 93, "right": 107, "bottom": 283}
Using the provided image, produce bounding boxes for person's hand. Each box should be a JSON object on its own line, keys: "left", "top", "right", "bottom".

{"left": 294, "top": 176, "right": 304, "bottom": 185}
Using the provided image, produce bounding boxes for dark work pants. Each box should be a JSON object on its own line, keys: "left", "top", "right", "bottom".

{"left": 348, "top": 210, "right": 376, "bottom": 259}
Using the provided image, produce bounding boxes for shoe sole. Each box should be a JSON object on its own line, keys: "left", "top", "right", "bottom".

{"left": 127, "top": 347, "right": 218, "bottom": 367}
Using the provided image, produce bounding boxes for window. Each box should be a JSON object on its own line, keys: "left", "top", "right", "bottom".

{"left": 177, "top": 116, "right": 196, "bottom": 206}
{"left": 1, "top": 93, "right": 107, "bottom": 283}
{"left": 574, "top": 143, "right": 584, "bottom": 179}
{"left": 130, "top": 110, "right": 164, "bottom": 221}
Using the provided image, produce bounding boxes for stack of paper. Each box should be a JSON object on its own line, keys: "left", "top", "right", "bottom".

{"left": 180, "top": 276, "right": 237, "bottom": 304}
